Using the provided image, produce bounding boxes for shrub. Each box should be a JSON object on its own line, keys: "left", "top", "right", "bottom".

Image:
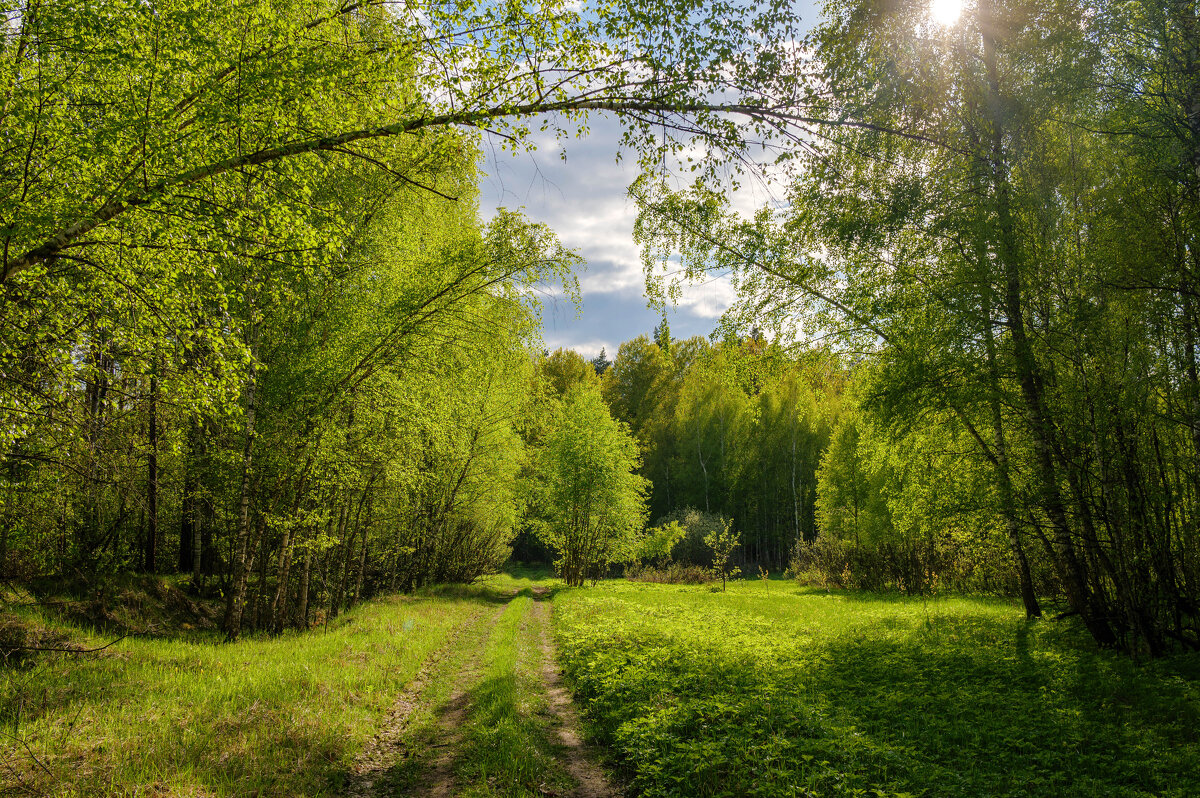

{"left": 652, "top": 508, "right": 728, "bottom": 567}
{"left": 787, "top": 534, "right": 1060, "bottom": 598}
{"left": 624, "top": 562, "right": 713, "bottom": 584}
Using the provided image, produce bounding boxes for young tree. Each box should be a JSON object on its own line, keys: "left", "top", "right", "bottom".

{"left": 535, "top": 384, "right": 647, "bottom": 587}
{"left": 705, "top": 518, "right": 741, "bottom": 592}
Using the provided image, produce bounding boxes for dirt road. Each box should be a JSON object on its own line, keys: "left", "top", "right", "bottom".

{"left": 346, "top": 586, "right": 616, "bottom": 797}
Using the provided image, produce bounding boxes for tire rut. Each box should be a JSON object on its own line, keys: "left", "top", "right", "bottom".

{"left": 530, "top": 592, "right": 616, "bottom": 798}
{"left": 346, "top": 595, "right": 513, "bottom": 798}
{"left": 348, "top": 587, "right": 615, "bottom": 798}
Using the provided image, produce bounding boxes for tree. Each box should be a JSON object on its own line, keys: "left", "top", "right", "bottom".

{"left": 541, "top": 349, "right": 599, "bottom": 399}
{"left": 534, "top": 384, "right": 647, "bottom": 587}
{"left": 0, "top": 0, "right": 818, "bottom": 287}
{"left": 590, "top": 348, "right": 612, "bottom": 377}
{"left": 603, "top": 335, "right": 672, "bottom": 438}
{"left": 635, "top": 0, "right": 1200, "bottom": 651}
{"left": 705, "top": 518, "right": 741, "bottom": 592}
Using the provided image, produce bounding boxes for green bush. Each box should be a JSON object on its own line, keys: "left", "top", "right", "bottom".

{"left": 625, "top": 561, "right": 713, "bottom": 584}
{"left": 653, "top": 508, "right": 728, "bottom": 567}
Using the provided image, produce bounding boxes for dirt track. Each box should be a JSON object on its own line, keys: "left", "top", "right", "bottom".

{"left": 346, "top": 588, "right": 616, "bottom": 798}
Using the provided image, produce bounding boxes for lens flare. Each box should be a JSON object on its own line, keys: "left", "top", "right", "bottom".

{"left": 930, "top": 0, "right": 963, "bottom": 25}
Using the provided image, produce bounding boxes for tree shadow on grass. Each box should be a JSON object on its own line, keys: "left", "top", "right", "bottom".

{"left": 573, "top": 607, "right": 1200, "bottom": 798}
{"left": 417, "top": 582, "right": 520, "bottom": 606}
{"left": 784, "top": 613, "right": 1200, "bottom": 797}
{"left": 788, "top": 585, "right": 1030, "bottom": 611}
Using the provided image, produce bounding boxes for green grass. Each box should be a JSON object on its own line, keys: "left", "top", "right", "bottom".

{"left": 453, "top": 592, "right": 571, "bottom": 797}
{"left": 13, "top": 568, "right": 1194, "bottom": 798}
{"left": 554, "top": 580, "right": 1200, "bottom": 798}
{"left": 369, "top": 568, "right": 574, "bottom": 797}
{"left": 0, "top": 586, "right": 494, "bottom": 796}
{"left": 0, "top": 567, "right": 571, "bottom": 797}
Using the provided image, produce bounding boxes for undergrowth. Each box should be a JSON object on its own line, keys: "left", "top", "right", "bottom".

{"left": 554, "top": 580, "right": 1200, "bottom": 798}
{"left": 624, "top": 562, "right": 713, "bottom": 585}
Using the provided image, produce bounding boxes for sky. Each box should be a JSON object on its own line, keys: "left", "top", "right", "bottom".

{"left": 476, "top": 119, "right": 736, "bottom": 360}
{"left": 475, "top": 1, "right": 823, "bottom": 361}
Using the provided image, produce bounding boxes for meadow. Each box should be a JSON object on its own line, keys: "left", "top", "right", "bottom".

{"left": 0, "top": 582, "right": 489, "bottom": 795}
{"left": 0, "top": 571, "right": 582, "bottom": 797}
{"left": 4, "top": 573, "right": 1200, "bottom": 797}
{"left": 554, "top": 580, "right": 1200, "bottom": 798}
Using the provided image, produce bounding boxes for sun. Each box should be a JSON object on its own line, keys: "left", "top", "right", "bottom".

{"left": 929, "top": 0, "right": 964, "bottom": 26}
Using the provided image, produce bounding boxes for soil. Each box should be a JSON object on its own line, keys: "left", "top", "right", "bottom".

{"left": 530, "top": 592, "right": 615, "bottom": 798}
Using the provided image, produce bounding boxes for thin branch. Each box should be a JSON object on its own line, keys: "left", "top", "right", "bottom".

{"left": 3, "top": 99, "right": 958, "bottom": 280}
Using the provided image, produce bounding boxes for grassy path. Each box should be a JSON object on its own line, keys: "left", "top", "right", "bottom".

{"left": 346, "top": 598, "right": 505, "bottom": 797}
{"left": 422, "top": 595, "right": 515, "bottom": 797}
{"left": 349, "top": 576, "right": 616, "bottom": 798}
{"left": 0, "top": 572, "right": 618, "bottom": 797}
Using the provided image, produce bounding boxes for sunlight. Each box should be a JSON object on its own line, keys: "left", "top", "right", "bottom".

{"left": 930, "top": 0, "right": 963, "bottom": 25}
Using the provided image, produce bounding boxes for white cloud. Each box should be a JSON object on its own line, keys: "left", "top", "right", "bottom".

{"left": 545, "top": 337, "right": 612, "bottom": 360}
{"left": 479, "top": 117, "right": 647, "bottom": 300}
{"left": 674, "top": 276, "right": 737, "bottom": 319}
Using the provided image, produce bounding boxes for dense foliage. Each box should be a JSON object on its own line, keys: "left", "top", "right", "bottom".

{"left": 5, "top": 0, "right": 1200, "bottom": 665}
{"left": 0, "top": 0, "right": 652, "bottom": 635}
{"left": 595, "top": 328, "right": 842, "bottom": 570}
{"left": 637, "top": 0, "right": 1200, "bottom": 654}
{"left": 0, "top": 0, "right": 829, "bottom": 635}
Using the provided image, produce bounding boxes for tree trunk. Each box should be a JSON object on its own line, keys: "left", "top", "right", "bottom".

{"left": 270, "top": 529, "right": 293, "bottom": 634}
{"left": 223, "top": 340, "right": 258, "bottom": 641}
{"left": 252, "top": 519, "right": 270, "bottom": 631}
{"left": 271, "top": 459, "right": 314, "bottom": 632}
{"left": 144, "top": 373, "right": 158, "bottom": 573}
{"left": 353, "top": 499, "right": 372, "bottom": 606}
{"left": 979, "top": 241, "right": 1041, "bottom": 619}
{"left": 336, "top": 491, "right": 369, "bottom": 616}
{"left": 981, "top": 9, "right": 1112, "bottom": 644}
{"left": 180, "top": 449, "right": 195, "bottom": 575}
{"left": 296, "top": 546, "right": 313, "bottom": 629}
{"left": 327, "top": 499, "right": 350, "bottom": 622}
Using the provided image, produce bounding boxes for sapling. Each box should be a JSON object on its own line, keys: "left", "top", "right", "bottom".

{"left": 704, "top": 519, "right": 741, "bottom": 592}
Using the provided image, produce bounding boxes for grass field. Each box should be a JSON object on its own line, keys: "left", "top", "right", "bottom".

{"left": 0, "top": 570, "right": 587, "bottom": 797}
{"left": 5, "top": 572, "right": 1200, "bottom": 797}
{"left": 554, "top": 580, "right": 1200, "bottom": 798}
{"left": 0, "top": 583, "right": 493, "bottom": 796}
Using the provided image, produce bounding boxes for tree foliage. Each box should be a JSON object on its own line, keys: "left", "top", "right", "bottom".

{"left": 533, "top": 384, "right": 647, "bottom": 587}
{"left": 637, "top": 0, "right": 1200, "bottom": 653}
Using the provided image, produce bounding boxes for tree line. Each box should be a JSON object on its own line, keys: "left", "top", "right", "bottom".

{"left": 550, "top": 328, "right": 842, "bottom": 571}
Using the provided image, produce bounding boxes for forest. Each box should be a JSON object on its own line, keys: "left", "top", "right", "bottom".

{"left": 2, "top": 0, "right": 1200, "bottom": 795}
